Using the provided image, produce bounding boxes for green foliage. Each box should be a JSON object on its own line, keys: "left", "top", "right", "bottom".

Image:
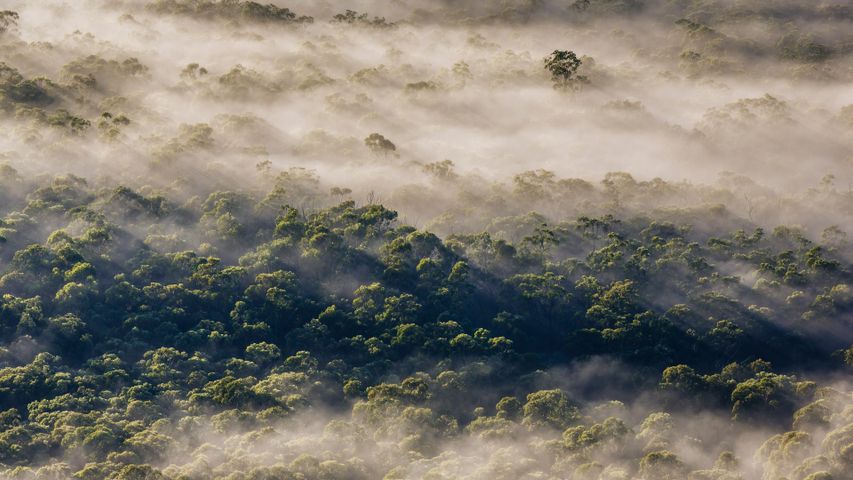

{"left": 522, "top": 389, "right": 581, "bottom": 429}
{"left": 364, "top": 133, "right": 396, "bottom": 156}
{"left": 0, "top": 155, "right": 847, "bottom": 479}
{"left": 2, "top": 1, "right": 853, "bottom": 478}
{"left": 778, "top": 31, "right": 832, "bottom": 62}
{"left": 145, "top": 0, "right": 313, "bottom": 24}
{"left": 331, "top": 10, "right": 394, "bottom": 28}
{"left": 0, "top": 10, "right": 18, "bottom": 35}
{"left": 639, "top": 450, "right": 687, "bottom": 480}
{"left": 544, "top": 50, "right": 589, "bottom": 90}
{"left": 0, "top": 63, "right": 53, "bottom": 108}
{"left": 730, "top": 371, "right": 800, "bottom": 423}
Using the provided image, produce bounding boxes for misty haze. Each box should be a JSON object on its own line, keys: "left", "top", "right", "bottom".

{"left": 0, "top": 1, "right": 851, "bottom": 479}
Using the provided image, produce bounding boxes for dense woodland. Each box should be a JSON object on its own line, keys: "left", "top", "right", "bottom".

{"left": 0, "top": 1, "right": 852, "bottom": 479}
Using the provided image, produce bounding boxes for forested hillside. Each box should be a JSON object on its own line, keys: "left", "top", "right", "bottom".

{"left": 0, "top": 1, "right": 851, "bottom": 479}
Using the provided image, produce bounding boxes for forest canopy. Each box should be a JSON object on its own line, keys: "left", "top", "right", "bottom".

{"left": 0, "top": 0, "right": 851, "bottom": 479}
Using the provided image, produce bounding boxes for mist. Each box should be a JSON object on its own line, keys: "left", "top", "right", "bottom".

{"left": 0, "top": 1, "right": 851, "bottom": 479}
